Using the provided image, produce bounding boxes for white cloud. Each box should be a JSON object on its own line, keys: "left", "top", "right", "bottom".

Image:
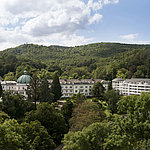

{"left": 103, "top": 0, "right": 119, "bottom": 5}
{"left": 0, "top": 0, "right": 119, "bottom": 51}
{"left": 120, "top": 33, "right": 139, "bottom": 40}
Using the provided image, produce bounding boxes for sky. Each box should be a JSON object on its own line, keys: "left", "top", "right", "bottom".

{"left": 0, "top": 0, "right": 150, "bottom": 51}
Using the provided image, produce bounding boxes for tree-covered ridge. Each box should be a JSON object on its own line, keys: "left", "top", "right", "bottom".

{"left": 1, "top": 42, "right": 150, "bottom": 80}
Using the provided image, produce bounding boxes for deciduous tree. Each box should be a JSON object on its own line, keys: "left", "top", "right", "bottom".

{"left": 21, "top": 120, "right": 56, "bottom": 150}
{"left": 26, "top": 74, "right": 40, "bottom": 109}
{"left": 70, "top": 100, "right": 106, "bottom": 131}
{"left": 25, "top": 102, "right": 67, "bottom": 145}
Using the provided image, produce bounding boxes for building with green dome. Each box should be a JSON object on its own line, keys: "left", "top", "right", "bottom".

{"left": 17, "top": 71, "right": 31, "bottom": 84}
{"left": 1, "top": 71, "right": 31, "bottom": 98}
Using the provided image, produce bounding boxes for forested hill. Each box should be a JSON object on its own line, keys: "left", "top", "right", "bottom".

{"left": 0, "top": 42, "right": 150, "bottom": 80}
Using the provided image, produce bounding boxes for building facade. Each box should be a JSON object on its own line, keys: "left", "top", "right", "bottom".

{"left": 112, "top": 77, "right": 150, "bottom": 95}
{"left": 1, "top": 71, "right": 31, "bottom": 98}
{"left": 2, "top": 74, "right": 150, "bottom": 97}
{"left": 1, "top": 74, "right": 108, "bottom": 98}
{"left": 48, "top": 79, "right": 108, "bottom": 98}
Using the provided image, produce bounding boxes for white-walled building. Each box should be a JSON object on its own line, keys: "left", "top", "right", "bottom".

{"left": 112, "top": 77, "right": 150, "bottom": 95}
{"left": 48, "top": 79, "right": 108, "bottom": 98}
{"left": 1, "top": 71, "right": 31, "bottom": 98}
{"left": 1, "top": 75, "right": 108, "bottom": 98}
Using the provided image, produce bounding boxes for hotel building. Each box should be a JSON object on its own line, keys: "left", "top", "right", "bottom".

{"left": 112, "top": 77, "right": 150, "bottom": 95}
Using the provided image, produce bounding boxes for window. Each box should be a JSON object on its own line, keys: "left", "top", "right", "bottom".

{"left": 79, "top": 89, "right": 83, "bottom": 92}
{"left": 75, "top": 90, "right": 78, "bottom": 93}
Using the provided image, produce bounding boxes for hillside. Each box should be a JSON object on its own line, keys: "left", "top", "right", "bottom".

{"left": 0, "top": 42, "right": 150, "bottom": 80}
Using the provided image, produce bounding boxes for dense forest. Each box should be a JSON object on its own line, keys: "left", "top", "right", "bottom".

{"left": 0, "top": 80, "right": 150, "bottom": 149}
{"left": 0, "top": 42, "right": 150, "bottom": 81}
{"left": 0, "top": 43, "right": 150, "bottom": 149}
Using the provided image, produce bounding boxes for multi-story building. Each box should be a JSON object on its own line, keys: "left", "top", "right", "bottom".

{"left": 112, "top": 77, "right": 150, "bottom": 95}
{"left": 1, "top": 71, "right": 31, "bottom": 98}
{"left": 48, "top": 79, "right": 108, "bottom": 98}
{"left": 1, "top": 72, "right": 108, "bottom": 98}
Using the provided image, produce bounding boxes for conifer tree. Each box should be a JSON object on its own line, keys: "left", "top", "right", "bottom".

{"left": 50, "top": 72, "right": 62, "bottom": 102}
{"left": 91, "top": 81, "right": 104, "bottom": 98}
{"left": 39, "top": 78, "right": 54, "bottom": 103}
{"left": 0, "top": 83, "right": 2, "bottom": 97}
{"left": 107, "top": 81, "right": 113, "bottom": 91}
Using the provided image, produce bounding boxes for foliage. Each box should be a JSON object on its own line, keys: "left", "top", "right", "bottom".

{"left": 104, "top": 92, "right": 150, "bottom": 150}
{"left": 61, "top": 99, "right": 74, "bottom": 128}
{"left": 107, "top": 81, "right": 112, "bottom": 91}
{"left": 1, "top": 91, "right": 34, "bottom": 120}
{"left": 21, "top": 120, "right": 56, "bottom": 150}
{"left": 39, "top": 78, "right": 54, "bottom": 103}
{"left": 25, "top": 102, "right": 67, "bottom": 145}
{"left": 91, "top": 81, "right": 105, "bottom": 98}
{"left": 0, "top": 82, "right": 2, "bottom": 97}
{"left": 70, "top": 93, "right": 86, "bottom": 104}
{"left": 50, "top": 72, "right": 62, "bottom": 102}
{"left": 4, "top": 72, "right": 15, "bottom": 81}
{"left": 63, "top": 92, "right": 150, "bottom": 150}
{"left": 26, "top": 74, "right": 40, "bottom": 109}
{"left": 0, "top": 111, "right": 10, "bottom": 123}
{"left": 104, "top": 90, "right": 120, "bottom": 114}
{"left": 63, "top": 122, "right": 110, "bottom": 150}
{"left": 0, "top": 119, "right": 31, "bottom": 150}
{"left": 1, "top": 43, "right": 150, "bottom": 81}
{"left": 69, "top": 100, "right": 106, "bottom": 132}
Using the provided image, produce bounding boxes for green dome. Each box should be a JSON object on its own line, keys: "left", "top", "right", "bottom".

{"left": 17, "top": 71, "right": 31, "bottom": 84}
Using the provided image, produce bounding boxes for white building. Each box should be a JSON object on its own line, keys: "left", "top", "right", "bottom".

{"left": 48, "top": 79, "right": 108, "bottom": 98}
{"left": 112, "top": 77, "right": 150, "bottom": 95}
{"left": 1, "top": 71, "right": 31, "bottom": 98}
{"left": 1, "top": 75, "right": 108, "bottom": 98}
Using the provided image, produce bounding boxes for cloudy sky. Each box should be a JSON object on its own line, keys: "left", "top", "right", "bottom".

{"left": 0, "top": 0, "right": 150, "bottom": 50}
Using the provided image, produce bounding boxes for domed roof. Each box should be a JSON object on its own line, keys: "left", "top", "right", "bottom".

{"left": 17, "top": 71, "right": 31, "bottom": 84}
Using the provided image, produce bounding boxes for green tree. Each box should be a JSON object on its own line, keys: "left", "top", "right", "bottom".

{"left": 50, "top": 72, "right": 62, "bottom": 102}
{"left": 4, "top": 72, "right": 15, "bottom": 81}
{"left": 0, "top": 119, "right": 31, "bottom": 150}
{"left": 91, "top": 81, "right": 105, "bottom": 98}
{"left": 25, "top": 102, "right": 67, "bottom": 145}
{"left": 26, "top": 74, "right": 40, "bottom": 109}
{"left": 0, "top": 82, "right": 2, "bottom": 97}
{"left": 63, "top": 122, "right": 110, "bottom": 150}
{"left": 69, "top": 100, "right": 106, "bottom": 132}
{"left": 104, "top": 92, "right": 150, "bottom": 150}
{"left": 107, "top": 81, "right": 112, "bottom": 91}
{"left": 1, "top": 91, "right": 34, "bottom": 120}
{"left": 70, "top": 93, "right": 86, "bottom": 104}
{"left": 37, "top": 69, "right": 53, "bottom": 79}
{"left": 116, "top": 70, "right": 126, "bottom": 79}
{"left": 39, "top": 78, "right": 54, "bottom": 103}
{"left": 104, "top": 90, "right": 120, "bottom": 114}
{"left": 21, "top": 120, "right": 56, "bottom": 150}
{"left": 61, "top": 99, "right": 74, "bottom": 128}
{"left": 0, "top": 111, "right": 10, "bottom": 123}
